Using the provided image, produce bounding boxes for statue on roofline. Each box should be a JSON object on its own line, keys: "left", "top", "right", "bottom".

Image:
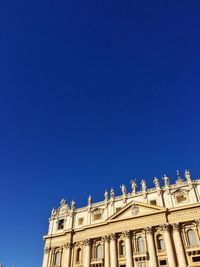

{"left": 130, "top": 179, "right": 137, "bottom": 194}
{"left": 153, "top": 177, "right": 160, "bottom": 189}
{"left": 120, "top": 184, "right": 127, "bottom": 195}
{"left": 141, "top": 179, "right": 147, "bottom": 192}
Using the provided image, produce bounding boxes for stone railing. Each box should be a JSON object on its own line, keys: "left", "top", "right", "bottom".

{"left": 133, "top": 251, "right": 148, "bottom": 260}
{"left": 157, "top": 249, "right": 166, "bottom": 254}
{"left": 91, "top": 258, "right": 104, "bottom": 264}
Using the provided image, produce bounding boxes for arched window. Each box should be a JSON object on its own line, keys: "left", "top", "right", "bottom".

{"left": 157, "top": 235, "right": 165, "bottom": 250}
{"left": 54, "top": 251, "right": 61, "bottom": 266}
{"left": 96, "top": 244, "right": 102, "bottom": 259}
{"left": 137, "top": 236, "right": 144, "bottom": 252}
{"left": 119, "top": 240, "right": 125, "bottom": 256}
{"left": 188, "top": 229, "right": 197, "bottom": 246}
{"left": 76, "top": 248, "right": 81, "bottom": 263}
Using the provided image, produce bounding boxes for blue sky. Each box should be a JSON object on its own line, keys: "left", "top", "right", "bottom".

{"left": 0, "top": 0, "right": 200, "bottom": 266}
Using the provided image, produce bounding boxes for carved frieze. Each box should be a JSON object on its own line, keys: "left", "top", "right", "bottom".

{"left": 169, "top": 208, "right": 200, "bottom": 223}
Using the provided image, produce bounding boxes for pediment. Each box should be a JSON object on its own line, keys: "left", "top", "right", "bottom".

{"left": 108, "top": 201, "right": 166, "bottom": 221}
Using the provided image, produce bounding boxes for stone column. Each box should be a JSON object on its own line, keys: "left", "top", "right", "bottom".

{"left": 110, "top": 233, "right": 118, "bottom": 267}
{"left": 83, "top": 239, "right": 91, "bottom": 267}
{"left": 48, "top": 249, "right": 54, "bottom": 267}
{"left": 103, "top": 235, "right": 110, "bottom": 267}
{"left": 172, "top": 224, "right": 187, "bottom": 267}
{"left": 62, "top": 243, "right": 71, "bottom": 267}
{"left": 42, "top": 247, "right": 51, "bottom": 267}
{"left": 123, "top": 231, "right": 133, "bottom": 267}
{"left": 162, "top": 224, "right": 176, "bottom": 267}
{"left": 195, "top": 219, "right": 200, "bottom": 239}
{"left": 146, "top": 227, "right": 158, "bottom": 267}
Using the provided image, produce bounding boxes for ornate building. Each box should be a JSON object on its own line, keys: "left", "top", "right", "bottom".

{"left": 42, "top": 170, "right": 200, "bottom": 267}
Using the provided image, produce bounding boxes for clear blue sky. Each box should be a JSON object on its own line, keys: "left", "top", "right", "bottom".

{"left": 0, "top": 0, "right": 200, "bottom": 266}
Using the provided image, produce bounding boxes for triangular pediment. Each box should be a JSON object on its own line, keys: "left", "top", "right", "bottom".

{"left": 108, "top": 201, "right": 166, "bottom": 221}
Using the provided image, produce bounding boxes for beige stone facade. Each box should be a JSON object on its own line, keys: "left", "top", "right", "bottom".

{"left": 42, "top": 170, "right": 200, "bottom": 267}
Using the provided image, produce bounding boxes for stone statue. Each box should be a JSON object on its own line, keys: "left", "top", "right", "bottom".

{"left": 104, "top": 190, "right": 108, "bottom": 201}
{"left": 88, "top": 195, "right": 92, "bottom": 206}
{"left": 110, "top": 188, "right": 115, "bottom": 198}
{"left": 60, "top": 199, "right": 66, "bottom": 206}
{"left": 185, "top": 169, "right": 191, "bottom": 182}
{"left": 141, "top": 179, "right": 147, "bottom": 192}
{"left": 51, "top": 208, "right": 57, "bottom": 216}
{"left": 71, "top": 200, "right": 75, "bottom": 210}
{"left": 130, "top": 179, "right": 137, "bottom": 194}
{"left": 120, "top": 184, "right": 127, "bottom": 195}
{"left": 153, "top": 177, "right": 160, "bottom": 189}
{"left": 176, "top": 170, "right": 184, "bottom": 184}
{"left": 163, "top": 174, "right": 170, "bottom": 187}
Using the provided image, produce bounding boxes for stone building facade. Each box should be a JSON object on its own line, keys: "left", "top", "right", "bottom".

{"left": 42, "top": 170, "right": 200, "bottom": 267}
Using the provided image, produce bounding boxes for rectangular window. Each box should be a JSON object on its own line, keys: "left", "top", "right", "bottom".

{"left": 57, "top": 219, "right": 64, "bottom": 230}
{"left": 192, "top": 256, "right": 200, "bottom": 262}
{"left": 116, "top": 207, "right": 122, "bottom": 213}
{"left": 150, "top": 200, "right": 157, "bottom": 205}
{"left": 160, "top": 259, "right": 167, "bottom": 265}
{"left": 78, "top": 218, "right": 84, "bottom": 225}
{"left": 176, "top": 195, "right": 187, "bottom": 203}
{"left": 94, "top": 213, "right": 102, "bottom": 221}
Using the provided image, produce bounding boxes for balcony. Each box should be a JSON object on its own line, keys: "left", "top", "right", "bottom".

{"left": 157, "top": 249, "right": 166, "bottom": 254}
{"left": 118, "top": 254, "right": 126, "bottom": 259}
{"left": 186, "top": 244, "right": 200, "bottom": 255}
{"left": 91, "top": 258, "right": 104, "bottom": 265}
{"left": 133, "top": 251, "right": 148, "bottom": 261}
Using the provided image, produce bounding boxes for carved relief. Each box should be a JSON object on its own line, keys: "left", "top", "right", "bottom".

{"left": 131, "top": 203, "right": 139, "bottom": 215}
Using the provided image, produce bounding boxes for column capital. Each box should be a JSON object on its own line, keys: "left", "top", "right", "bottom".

{"left": 64, "top": 242, "right": 72, "bottom": 249}
{"left": 160, "top": 224, "right": 170, "bottom": 231}
{"left": 122, "top": 231, "right": 131, "bottom": 238}
{"left": 83, "top": 239, "right": 91, "bottom": 246}
{"left": 195, "top": 219, "right": 200, "bottom": 226}
{"left": 110, "top": 233, "right": 116, "bottom": 240}
{"left": 102, "top": 235, "right": 110, "bottom": 242}
{"left": 146, "top": 226, "right": 153, "bottom": 235}
{"left": 172, "top": 223, "right": 180, "bottom": 231}
{"left": 44, "top": 246, "right": 51, "bottom": 253}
